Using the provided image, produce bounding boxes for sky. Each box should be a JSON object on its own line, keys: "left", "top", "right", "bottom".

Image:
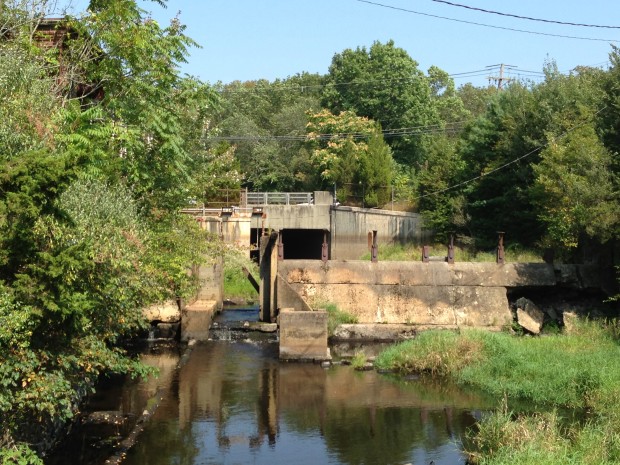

{"left": 67, "top": 0, "right": 620, "bottom": 88}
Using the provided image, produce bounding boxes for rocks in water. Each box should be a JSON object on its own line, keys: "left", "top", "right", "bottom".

{"left": 515, "top": 297, "right": 544, "bottom": 334}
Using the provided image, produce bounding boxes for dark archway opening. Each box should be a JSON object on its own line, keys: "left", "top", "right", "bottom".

{"left": 280, "top": 229, "right": 328, "bottom": 260}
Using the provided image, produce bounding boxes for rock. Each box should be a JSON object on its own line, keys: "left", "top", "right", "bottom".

{"left": 515, "top": 297, "right": 544, "bottom": 334}
{"left": 155, "top": 322, "right": 180, "bottom": 339}
{"left": 562, "top": 310, "right": 579, "bottom": 334}
{"left": 544, "top": 306, "right": 559, "bottom": 321}
{"left": 354, "top": 362, "right": 374, "bottom": 371}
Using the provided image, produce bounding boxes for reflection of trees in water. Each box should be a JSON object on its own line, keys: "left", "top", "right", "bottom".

{"left": 315, "top": 407, "right": 457, "bottom": 465}
{"left": 124, "top": 420, "right": 200, "bottom": 465}
{"left": 121, "top": 342, "right": 485, "bottom": 465}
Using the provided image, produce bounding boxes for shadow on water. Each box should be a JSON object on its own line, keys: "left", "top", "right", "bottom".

{"left": 47, "top": 308, "right": 497, "bottom": 465}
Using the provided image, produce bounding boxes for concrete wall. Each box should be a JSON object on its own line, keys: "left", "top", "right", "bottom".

{"left": 262, "top": 204, "right": 332, "bottom": 231}
{"left": 330, "top": 207, "right": 424, "bottom": 260}
{"left": 199, "top": 215, "right": 252, "bottom": 248}
{"left": 276, "top": 261, "right": 599, "bottom": 330}
{"left": 194, "top": 202, "right": 424, "bottom": 261}
{"left": 195, "top": 259, "right": 224, "bottom": 307}
{"left": 279, "top": 308, "right": 330, "bottom": 361}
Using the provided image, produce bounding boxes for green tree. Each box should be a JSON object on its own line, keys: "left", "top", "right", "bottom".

{"left": 214, "top": 75, "right": 322, "bottom": 191}
{"left": 457, "top": 82, "right": 542, "bottom": 247}
{"left": 0, "top": 1, "right": 223, "bottom": 461}
{"left": 306, "top": 109, "right": 393, "bottom": 207}
{"left": 417, "top": 136, "right": 467, "bottom": 240}
{"left": 532, "top": 120, "right": 619, "bottom": 249}
{"left": 322, "top": 40, "right": 440, "bottom": 166}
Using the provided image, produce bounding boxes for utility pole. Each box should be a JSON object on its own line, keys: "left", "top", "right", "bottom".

{"left": 486, "top": 64, "right": 516, "bottom": 90}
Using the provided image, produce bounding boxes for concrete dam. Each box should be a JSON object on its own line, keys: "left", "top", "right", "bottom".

{"left": 175, "top": 191, "right": 608, "bottom": 359}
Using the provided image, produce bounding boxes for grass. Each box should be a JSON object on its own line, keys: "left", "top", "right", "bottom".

{"left": 323, "top": 303, "right": 358, "bottom": 336}
{"left": 375, "top": 319, "right": 620, "bottom": 465}
{"left": 350, "top": 351, "right": 367, "bottom": 370}
{"left": 223, "top": 250, "right": 259, "bottom": 302}
{"left": 360, "top": 242, "right": 544, "bottom": 263}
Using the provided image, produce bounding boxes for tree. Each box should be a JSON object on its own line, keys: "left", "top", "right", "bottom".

{"left": 322, "top": 40, "right": 441, "bottom": 166}
{"left": 214, "top": 75, "right": 322, "bottom": 191}
{"left": 306, "top": 110, "right": 393, "bottom": 207}
{"left": 532, "top": 119, "right": 619, "bottom": 249}
{"left": 0, "top": 1, "right": 223, "bottom": 461}
{"left": 417, "top": 136, "right": 467, "bottom": 240}
{"left": 457, "top": 82, "right": 543, "bottom": 247}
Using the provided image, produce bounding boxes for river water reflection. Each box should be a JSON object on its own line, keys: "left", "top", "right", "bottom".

{"left": 119, "top": 333, "right": 495, "bottom": 465}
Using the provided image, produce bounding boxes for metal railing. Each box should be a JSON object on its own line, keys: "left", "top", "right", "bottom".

{"left": 241, "top": 191, "right": 313, "bottom": 206}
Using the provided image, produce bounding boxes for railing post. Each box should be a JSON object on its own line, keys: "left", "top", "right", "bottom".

{"left": 371, "top": 230, "right": 378, "bottom": 262}
{"left": 422, "top": 245, "right": 430, "bottom": 263}
{"left": 446, "top": 233, "right": 455, "bottom": 264}
{"left": 277, "top": 231, "right": 284, "bottom": 261}
{"left": 321, "top": 232, "right": 329, "bottom": 262}
{"left": 496, "top": 231, "right": 505, "bottom": 265}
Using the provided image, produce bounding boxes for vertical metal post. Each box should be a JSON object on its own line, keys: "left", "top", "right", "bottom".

{"left": 447, "top": 234, "right": 455, "bottom": 264}
{"left": 371, "top": 230, "right": 378, "bottom": 263}
{"left": 422, "top": 245, "right": 430, "bottom": 263}
{"left": 321, "top": 232, "right": 329, "bottom": 262}
{"left": 277, "top": 231, "right": 284, "bottom": 261}
{"left": 496, "top": 231, "right": 505, "bottom": 265}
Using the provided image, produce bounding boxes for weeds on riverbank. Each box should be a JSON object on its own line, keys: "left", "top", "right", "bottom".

{"left": 375, "top": 319, "right": 620, "bottom": 465}
{"left": 374, "top": 330, "right": 483, "bottom": 376}
{"left": 470, "top": 407, "right": 620, "bottom": 465}
{"left": 323, "top": 303, "right": 357, "bottom": 336}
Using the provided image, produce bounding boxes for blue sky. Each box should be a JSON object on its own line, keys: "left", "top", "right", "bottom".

{"left": 68, "top": 0, "right": 620, "bottom": 87}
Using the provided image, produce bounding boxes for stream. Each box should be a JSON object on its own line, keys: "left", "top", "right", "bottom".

{"left": 47, "top": 307, "right": 497, "bottom": 465}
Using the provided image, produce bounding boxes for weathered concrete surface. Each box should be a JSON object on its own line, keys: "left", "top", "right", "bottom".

{"left": 279, "top": 308, "right": 330, "bottom": 361}
{"left": 195, "top": 259, "right": 223, "bottom": 310}
{"left": 259, "top": 232, "right": 278, "bottom": 322}
{"left": 142, "top": 300, "right": 181, "bottom": 323}
{"left": 276, "top": 274, "right": 313, "bottom": 312}
{"left": 330, "top": 207, "right": 424, "bottom": 260}
{"left": 332, "top": 324, "right": 417, "bottom": 341}
{"left": 181, "top": 300, "right": 218, "bottom": 342}
{"left": 261, "top": 204, "right": 332, "bottom": 231}
{"left": 199, "top": 214, "right": 251, "bottom": 249}
{"left": 279, "top": 261, "right": 558, "bottom": 287}
{"left": 277, "top": 260, "right": 601, "bottom": 329}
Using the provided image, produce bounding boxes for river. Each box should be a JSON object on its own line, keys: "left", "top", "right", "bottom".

{"left": 48, "top": 308, "right": 496, "bottom": 465}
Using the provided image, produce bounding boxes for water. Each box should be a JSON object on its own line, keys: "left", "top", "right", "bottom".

{"left": 48, "top": 309, "right": 496, "bottom": 465}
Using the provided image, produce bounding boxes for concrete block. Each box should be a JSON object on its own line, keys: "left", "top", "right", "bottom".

{"left": 279, "top": 309, "right": 330, "bottom": 361}
{"left": 181, "top": 300, "right": 217, "bottom": 342}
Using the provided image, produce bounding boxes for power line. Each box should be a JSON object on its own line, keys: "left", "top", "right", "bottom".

{"left": 218, "top": 67, "right": 535, "bottom": 95}
{"left": 210, "top": 122, "right": 467, "bottom": 143}
{"left": 353, "top": 0, "right": 619, "bottom": 43}
{"left": 414, "top": 106, "right": 608, "bottom": 200}
{"left": 430, "top": 0, "right": 620, "bottom": 29}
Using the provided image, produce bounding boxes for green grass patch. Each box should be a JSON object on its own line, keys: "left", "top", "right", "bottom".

{"left": 360, "top": 243, "right": 543, "bottom": 262}
{"left": 350, "top": 351, "right": 367, "bottom": 370}
{"left": 223, "top": 251, "right": 259, "bottom": 302}
{"left": 376, "top": 320, "right": 620, "bottom": 465}
{"left": 323, "top": 303, "right": 357, "bottom": 336}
